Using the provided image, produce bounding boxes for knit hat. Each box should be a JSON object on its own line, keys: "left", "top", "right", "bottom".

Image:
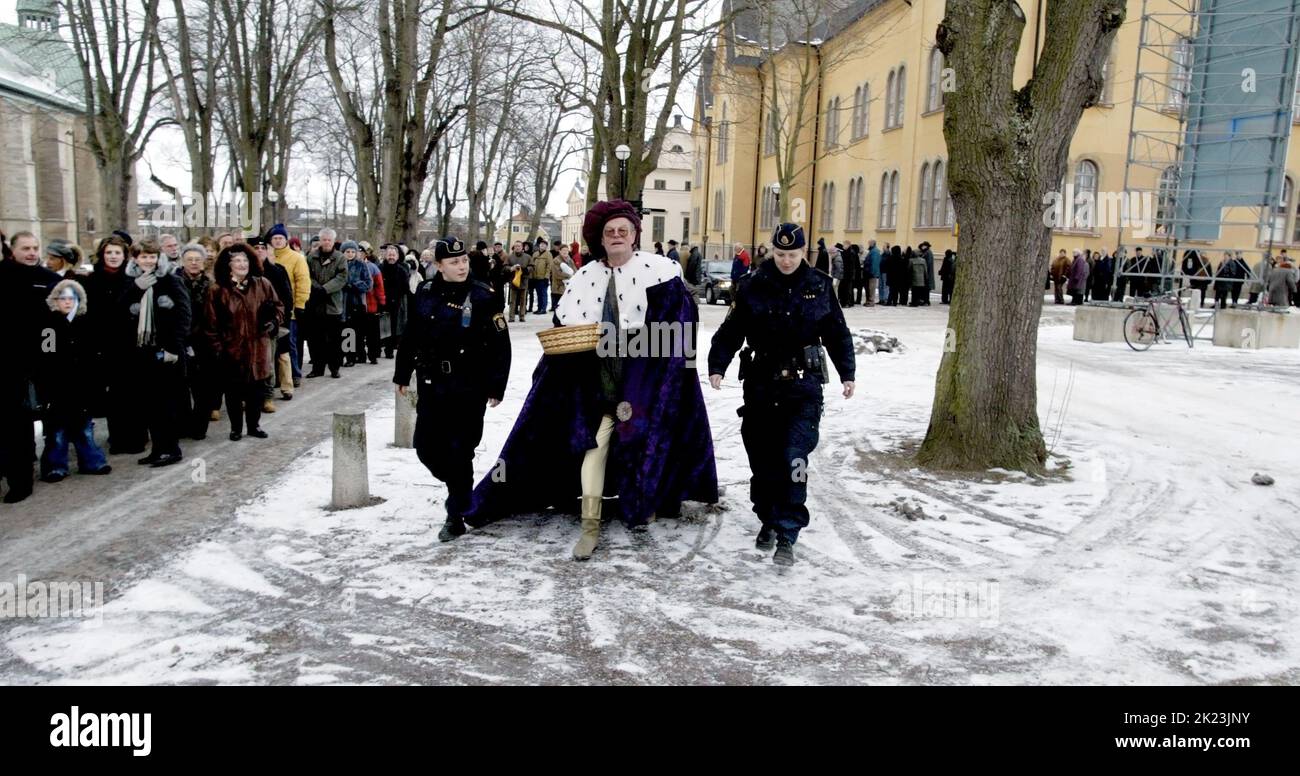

{"left": 581, "top": 199, "right": 642, "bottom": 260}
{"left": 267, "top": 223, "right": 289, "bottom": 242}
{"left": 340, "top": 240, "right": 359, "bottom": 252}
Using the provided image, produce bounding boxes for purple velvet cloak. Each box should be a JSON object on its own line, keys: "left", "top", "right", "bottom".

{"left": 463, "top": 276, "right": 718, "bottom": 527}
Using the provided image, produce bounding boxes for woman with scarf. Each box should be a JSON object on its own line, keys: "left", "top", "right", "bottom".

{"left": 117, "top": 239, "right": 191, "bottom": 467}
{"left": 205, "top": 244, "right": 284, "bottom": 441}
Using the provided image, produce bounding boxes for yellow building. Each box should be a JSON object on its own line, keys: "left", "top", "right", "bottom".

{"left": 691, "top": 0, "right": 1300, "bottom": 267}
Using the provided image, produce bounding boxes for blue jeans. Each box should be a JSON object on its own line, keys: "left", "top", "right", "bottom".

{"left": 531, "top": 279, "right": 549, "bottom": 313}
{"left": 41, "top": 418, "right": 109, "bottom": 477}
{"left": 287, "top": 319, "right": 301, "bottom": 380}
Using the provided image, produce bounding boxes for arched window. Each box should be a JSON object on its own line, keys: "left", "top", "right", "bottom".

{"left": 1073, "top": 159, "right": 1099, "bottom": 229}
{"left": 1157, "top": 166, "right": 1177, "bottom": 235}
{"left": 885, "top": 70, "right": 897, "bottom": 129}
{"left": 846, "top": 176, "right": 865, "bottom": 230}
{"left": 917, "top": 162, "right": 933, "bottom": 227}
{"left": 889, "top": 171, "right": 900, "bottom": 228}
{"left": 1168, "top": 37, "right": 1192, "bottom": 110}
{"left": 766, "top": 102, "right": 780, "bottom": 155}
{"left": 851, "top": 86, "right": 863, "bottom": 139}
{"left": 852, "top": 178, "right": 863, "bottom": 230}
{"left": 717, "top": 104, "right": 729, "bottom": 163}
{"left": 821, "top": 182, "right": 836, "bottom": 231}
{"left": 828, "top": 97, "right": 842, "bottom": 148}
{"left": 931, "top": 160, "right": 947, "bottom": 227}
{"left": 1271, "top": 176, "right": 1292, "bottom": 243}
{"left": 860, "top": 84, "right": 870, "bottom": 136}
{"left": 927, "top": 48, "right": 945, "bottom": 112}
{"left": 879, "top": 172, "right": 891, "bottom": 227}
{"left": 894, "top": 66, "right": 907, "bottom": 127}
{"left": 1291, "top": 178, "right": 1300, "bottom": 243}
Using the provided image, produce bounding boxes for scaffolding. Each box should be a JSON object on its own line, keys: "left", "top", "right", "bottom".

{"left": 1115, "top": 0, "right": 1300, "bottom": 334}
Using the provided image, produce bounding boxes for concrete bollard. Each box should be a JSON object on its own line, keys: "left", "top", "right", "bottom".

{"left": 395, "top": 381, "right": 417, "bottom": 449}
{"left": 332, "top": 411, "right": 370, "bottom": 509}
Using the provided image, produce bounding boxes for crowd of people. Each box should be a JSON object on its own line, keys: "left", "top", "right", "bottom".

{"left": 0, "top": 226, "right": 437, "bottom": 505}
{"left": 1046, "top": 246, "right": 1298, "bottom": 309}
{"left": 687, "top": 238, "right": 959, "bottom": 309}
{"left": 6, "top": 218, "right": 1297, "bottom": 510}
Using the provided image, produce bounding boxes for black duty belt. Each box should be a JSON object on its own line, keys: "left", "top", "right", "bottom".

{"left": 742, "top": 347, "right": 826, "bottom": 382}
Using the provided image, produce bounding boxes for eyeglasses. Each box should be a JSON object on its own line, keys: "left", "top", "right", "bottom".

{"left": 603, "top": 227, "right": 632, "bottom": 238}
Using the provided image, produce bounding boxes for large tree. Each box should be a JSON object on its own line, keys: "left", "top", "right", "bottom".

{"left": 217, "top": 0, "right": 321, "bottom": 230}
{"left": 152, "top": 0, "right": 222, "bottom": 224}
{"left": 322, "top": 0, "right": 482, "bottom": 243}
{"left": 62, "top": 0, "right": 169, "bottom": 231}
{"left": 486, "top": 0, "right": 722, "bottom": 206}
{"left": 918, "top": 0, "right": 1125, "bottom": 473}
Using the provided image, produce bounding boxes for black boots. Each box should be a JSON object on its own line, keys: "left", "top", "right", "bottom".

{"left": 438, "top": 516, "right": 467, "bottom": 543}
{"left": 773, "top": 538, "right": 796, "bottom": 567}
{"left": 755, "top": 526, "right": 776, "bottom": 551}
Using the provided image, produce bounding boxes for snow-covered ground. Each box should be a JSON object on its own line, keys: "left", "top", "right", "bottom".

{"left": 4, "top": 298, "right": 1298, "bottom": 684}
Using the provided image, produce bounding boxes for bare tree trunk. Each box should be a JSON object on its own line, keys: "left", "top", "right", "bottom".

{"left": 64, "top": 0, "right": 167, "bottom": 231}
{"left": 918, "top": 0, "right": 1125, "bottom": 473}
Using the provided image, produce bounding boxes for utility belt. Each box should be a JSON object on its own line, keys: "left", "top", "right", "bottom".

{"left": 739, "top": 345, "right": 829, "bottom": 384}
{"left": 417, "top": 350, "right": 468, "bottom": 378}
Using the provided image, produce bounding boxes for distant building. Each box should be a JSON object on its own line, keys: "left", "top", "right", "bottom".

{"left": 496, "top": 206, "right": 559, "bottom": 245}
{"left": 561, "top": 114, "right": 695, "bottom": 252}
{"left": 0, "top": 0, "right": 110, "bottom": 248}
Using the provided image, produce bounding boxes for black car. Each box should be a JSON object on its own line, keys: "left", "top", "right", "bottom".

{"left": 701, "top": 260, "right": 736, "bottom": 305}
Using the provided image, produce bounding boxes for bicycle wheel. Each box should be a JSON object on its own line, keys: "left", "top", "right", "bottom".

{"left": 1179, "top": 309, "right": 1194, "bottom": 348}
{"left": 1124, "top": 309, "right": 1158, "bottom": 351}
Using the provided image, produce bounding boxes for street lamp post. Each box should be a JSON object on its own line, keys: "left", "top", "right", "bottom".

{"left": 614, "top": 144, "right": 631, "bottom": 201}
{"left": 267, "top": 189, "right": 280, "bottom": 231}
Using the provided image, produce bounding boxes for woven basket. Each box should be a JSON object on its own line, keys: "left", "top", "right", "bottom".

{"left": 538, "top": 322, "right": 601, "bottom": 355}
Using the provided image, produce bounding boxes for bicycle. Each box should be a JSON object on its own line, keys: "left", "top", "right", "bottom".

{"left": 1123, "top": 291, "right": 1194, "bottom": 351}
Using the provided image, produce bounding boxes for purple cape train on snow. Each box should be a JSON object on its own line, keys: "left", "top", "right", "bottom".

{"left": 464, "top": 251, "right": 719, "bottom": 527}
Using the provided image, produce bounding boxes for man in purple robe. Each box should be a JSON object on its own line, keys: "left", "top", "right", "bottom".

{"left": 457, "top": 199, "right": 719, "bottom": 560}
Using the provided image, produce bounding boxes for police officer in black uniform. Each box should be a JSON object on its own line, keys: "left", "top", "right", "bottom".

{"left": 395, "top": 236, "right": 511, "bottom": 543}
{"left": 709, "top": 223, "right": 855, "bottom": 566}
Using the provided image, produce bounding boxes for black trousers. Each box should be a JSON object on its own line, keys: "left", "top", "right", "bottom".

{"left": 184, "top": 359, "right": 219, "bottom": 439}
{"left": 363, "top": 312, "right": 381, "bottom": 362}
{"left": 0, "top": 391, "right": 35, "bottom": 498}
{"left": 223, "top": 379, "right": 264, "bottom": 435}
{"left": 910, "top": 285, "right": 928, "bottom": 306}
{"left": 414, "top": 392, "right": 487, "bottom": 520}
{"left": 104, "top": 354, "right": 148, "bottom": 454}
{"left": 113, "top": 350, "right": 184, "bottom": 457}
{"left": 941, "top": 279, "right": 954, "bottom": 304}
{"left": 739, "top": 390, "right": 822, "bottom": 544}
{"left": 308, "top": 313, "right": 343, "bottom": 373}
{"left": 130, "top": 349, "right": 185, "bottom": 457}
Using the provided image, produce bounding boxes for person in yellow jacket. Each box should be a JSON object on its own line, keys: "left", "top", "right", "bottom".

{"left": 529, "top": 237, "right": 554, "bottom": 313}
{"left": 267, "top": 224, "right": 310, "bottom": 388}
